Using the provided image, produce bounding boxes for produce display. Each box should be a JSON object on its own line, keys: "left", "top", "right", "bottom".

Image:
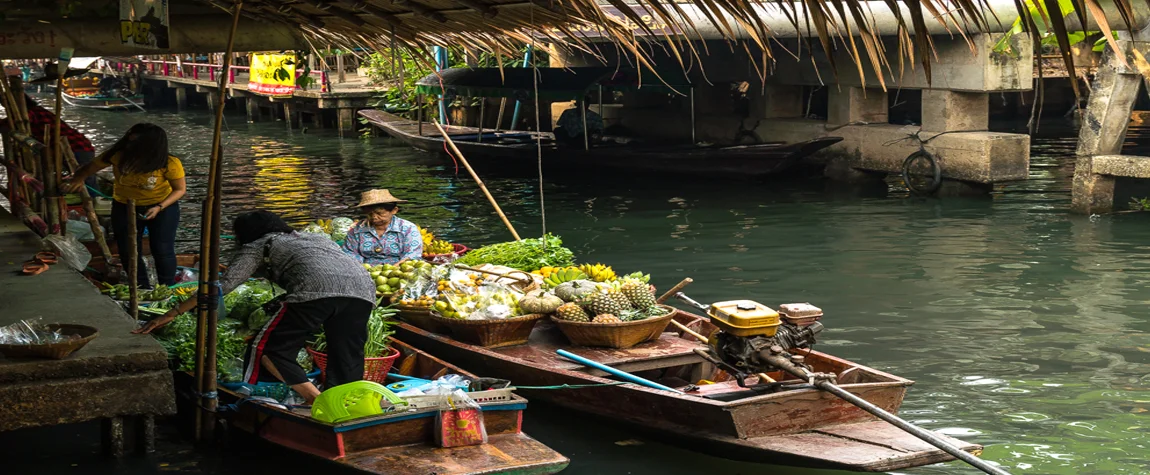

{"left": 367, "top": 260, "right": 435, "bottom": 296}
{"left": 455, "top": 234, "right": 574, "bottom": 271}
{"left": 432, "top": 268, "right": 524, "bottom": 320}
{"left": 303, "top": 217, "right": 356, "bottom": 242}
{"left": 552, "top": 276, "right": 666, "bottom": 324}
{"left": 424, "top": 239, "right": 453, "bottom": 255}
{"left": 311, "top": 306, "right": 398, "bottom": 358}
{"left": 99, "top": 283, "right": 181, "bottom": 301}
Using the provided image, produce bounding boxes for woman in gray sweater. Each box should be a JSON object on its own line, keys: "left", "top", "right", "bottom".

{"left": 136, "top": 211, "right": 376, "bottom": 403}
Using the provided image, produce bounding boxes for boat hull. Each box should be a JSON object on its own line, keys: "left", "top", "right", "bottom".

{"left": 394, "top": 314, "right": 981, "bottom": 472}
{"left": 359, "top": 110, "right": 840, "bottom": 178}
{"left": 62, "top": 92, "right": 144, "bottom": 110}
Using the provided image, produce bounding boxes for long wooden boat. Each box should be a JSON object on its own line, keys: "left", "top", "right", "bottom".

{"left": 359, "top": 109, "right": 841, "bottom": 178}
{"left": 219, "top": 338, "right": 570, "bottom": 475}
{"left": 62, "top": 90, "right": 145, "bottom": 110}
{"left": 395, "top": 311, "right": 982, "bottom": 472}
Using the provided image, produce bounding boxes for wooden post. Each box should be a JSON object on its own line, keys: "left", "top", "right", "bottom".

{"left": 51, "top": 73, "right": 66, "bottom": 233}
{"left": 336, "top": 54, "right": 346, "bottom": 83}
{"left": 195, "top": 1, "right": 244, "bottom": 442}
{"left": 62, "top": 141, "right": 113, "bottom": 264}
{"left": 477, "top": 99, "right": 485, "bottom": 143}
{"left": 495, "top": 98, "right": 507, "bottom": 131}
{"left": 126, "top": 198, "right": 139, "bottom": 320}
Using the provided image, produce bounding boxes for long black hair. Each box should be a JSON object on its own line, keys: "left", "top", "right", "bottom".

{"left": 106, "top": 123, "right": 170, "bottom": 175}
{"left": 233, "top": 211, "right": 295, "bottom": 245}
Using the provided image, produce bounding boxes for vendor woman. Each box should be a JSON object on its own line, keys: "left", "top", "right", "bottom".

{"left": 342, "top": 189, "right": 423, "bottom": 265}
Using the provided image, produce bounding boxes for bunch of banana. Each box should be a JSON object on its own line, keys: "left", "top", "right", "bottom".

{"left": 314, "top": 218, "right": 334, "bottom": 234}
{"left": 173, "top": 286, "right": 197, "bottom": 297}
{"left": 541, "top": 267, "right": 589, "bottom": 288}
{"left": 424, "top": 239, "right": 453, "bottom": 255}
{"left": 578, "top": 263, "right": 617, "bottom": 282}
{"left": 419, "top": 227, "right": 434, "bottom": 246}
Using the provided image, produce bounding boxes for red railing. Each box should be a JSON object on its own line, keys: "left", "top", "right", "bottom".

{"left": 132, "top": 59, "right": 331, "bottom": 93}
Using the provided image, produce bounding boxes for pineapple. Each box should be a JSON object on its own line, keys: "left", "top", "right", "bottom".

{"left": 592, "top": 314, "right": 622, "bottom": 324}
{"left": 620, "top": 280, "right": 657, "bottom": 310}
{"left": 556, "top": 302, "right": 591, "bottom": 322}
{"left": 584, "top": 290, "right": 623, "bottom": 316}
{"left": 619, "top": 308, "right": 647, "bottom": 322}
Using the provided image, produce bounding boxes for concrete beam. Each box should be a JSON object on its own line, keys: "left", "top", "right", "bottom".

{"left": 768, "top": 34, "right": 1033, "bottom": 92}
{"left": 0, "top": 16, "right": 304, "bottom": 59}
{"left": 921, "top": 90, "right": 989, "bottom": 132}
{"left": 827, "top": 87, "right": 887, "bottom": 125}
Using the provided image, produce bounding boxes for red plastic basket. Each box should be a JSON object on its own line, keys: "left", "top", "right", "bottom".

{"left": 306, "top": 346, "right": 400, "bottom": 384}
{"left": 422, "top": 243, "right": 470, "bottom": 263}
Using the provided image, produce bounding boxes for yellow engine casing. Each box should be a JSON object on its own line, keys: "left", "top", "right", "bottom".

{"left": 707, "top": 300, "right": 781, "bottom": 337}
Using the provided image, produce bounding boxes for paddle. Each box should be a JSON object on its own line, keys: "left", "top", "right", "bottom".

{"left": 556, "top": 349, "right": 684, "bottom": 395}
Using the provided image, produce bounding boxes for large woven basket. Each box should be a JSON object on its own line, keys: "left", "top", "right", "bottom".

{"left": 431, "top": 313, "right": 545, "bottom": 348}
{"left": 553, "top": 305, "right": 676, "bottom": 349}
{"left": 0, "top": 324, "right": 99, "bottom": 360}
{"left": 395, "top": 303, "right": 452, "bottom": 334}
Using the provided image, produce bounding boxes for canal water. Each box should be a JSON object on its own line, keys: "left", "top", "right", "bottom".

{"left": 4, "top": 99, "right": 1149, "bottom": 475}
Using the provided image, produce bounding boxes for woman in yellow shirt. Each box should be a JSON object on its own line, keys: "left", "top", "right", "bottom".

{"left": 64, "top": 123, "right": 186, "bottom": 288}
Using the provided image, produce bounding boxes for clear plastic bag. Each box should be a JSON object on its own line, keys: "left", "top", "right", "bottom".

{"left": 0, "top": 318, "right": 78, "bottom": 345}
{"left": 42, "top": 233, "right": 92, "bottom": 271}
{"left": 434, "top": 389, "right": 487, "bottom": 448}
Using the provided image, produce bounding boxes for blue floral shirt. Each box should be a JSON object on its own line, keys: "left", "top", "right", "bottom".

{"left": 341, "top": 217, "right": 423, "bottom": 265}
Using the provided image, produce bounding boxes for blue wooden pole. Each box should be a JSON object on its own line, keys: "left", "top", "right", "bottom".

{"left": 434, "top": 46, "right": 448, "bottom": 124}
{"left": 509, "top": 45, "right": 533, "bottom": 129}
{"left": 556, "top": 349, "right": 685, "bottom": 394}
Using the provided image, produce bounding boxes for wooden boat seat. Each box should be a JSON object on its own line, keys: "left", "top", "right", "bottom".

{"left": 494, "top": 321, "right": 704, "bottom": 377}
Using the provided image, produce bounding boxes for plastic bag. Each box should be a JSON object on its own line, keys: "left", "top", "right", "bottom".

{"left": 434, "top": 389, "right": 487, "bottom": 448}
{"left": 42, "top": 233, "right": 92, "bottom": 271}
{"left": 0, "top": 318, "right": 78, "bottom": 345}
{"left": 65, "top": 219, "right": 102, "bottom": 241}
{"left": 173, "top": 267, "right": 199, "bottom": 284}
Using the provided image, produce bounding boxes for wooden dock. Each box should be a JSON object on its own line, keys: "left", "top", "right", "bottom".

{"left": 0, "top": 207, "right": 175, "bottom": 455}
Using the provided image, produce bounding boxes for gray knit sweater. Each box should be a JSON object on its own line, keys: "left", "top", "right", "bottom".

{"left": 220, "top": 232, "right": 376, "bottom": 304}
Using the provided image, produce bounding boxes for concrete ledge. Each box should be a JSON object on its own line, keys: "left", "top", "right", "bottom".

{"left": 752, "top": 120, "right": 1031, "bottom": 183}
{"left": 1092, "top": 154, "right": 1150, "bottom": 178}
{"left": 0, "top": 208, "right": 176, "bottom": 431}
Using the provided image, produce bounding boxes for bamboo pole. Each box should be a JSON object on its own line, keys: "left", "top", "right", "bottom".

{"left": 62, "top": 140, "right": 112, "bottom": 263}
{"left": 45, "top": 72, "right": 66, "bottom": 234}
{"left": 194, "top": 0, "right": 244, "bottom": 443}
{"left": 432, "top": 121, "right": 521, "bottom": 240}
{"left": 127, "top": 199, "right": 139, "bottom": 321}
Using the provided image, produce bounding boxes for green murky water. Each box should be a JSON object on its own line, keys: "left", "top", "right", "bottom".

{"left": 3, "top": 99, "right": 1149, "bottom": 475}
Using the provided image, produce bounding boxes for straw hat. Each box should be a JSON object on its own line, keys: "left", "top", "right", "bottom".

{"left": 355, "top": 189, "right": 408, "bottom": 208}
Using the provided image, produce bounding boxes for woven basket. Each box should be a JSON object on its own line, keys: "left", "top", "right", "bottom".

{"left": 0, "top": 324, "right": 99, "bottom": 360}
{"left": 422, "top": 243, "right": 470, "bottom": 263}
{"left": 396, "top": 303, "right": 452, "bottom": 334}
{"left": 553, "top": 305, "right": 676, "bottom": 349}
{"left": 307, "top": 346, "right": 400, "bottom": 384}
{"left": 431, "top": 313, "right": 545, "bottom": 348}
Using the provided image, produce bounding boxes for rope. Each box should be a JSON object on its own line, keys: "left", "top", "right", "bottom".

{"left": 513, "top": 382, "right": 629, "bottom": 390}
{"left": 530, "top": 3, "right": 547, "bottom": 245}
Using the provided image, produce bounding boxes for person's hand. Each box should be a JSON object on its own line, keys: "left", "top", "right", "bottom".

{"left": 60, "top": 177, "right": 84, "bottom": 194}
{"left": 133, "top": 311, "right": 176, "bottom": 334}
{"left": 143, "top": 205, "right": 163, "bottom": 220}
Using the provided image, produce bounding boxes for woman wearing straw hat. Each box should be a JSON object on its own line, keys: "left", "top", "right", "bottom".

{"left": 342, "top": 189, "right": 423, "bottom": 265}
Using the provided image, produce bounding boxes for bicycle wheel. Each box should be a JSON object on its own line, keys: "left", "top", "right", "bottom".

{"left": 901, "top": 150, "right": 942, "bottom": 195}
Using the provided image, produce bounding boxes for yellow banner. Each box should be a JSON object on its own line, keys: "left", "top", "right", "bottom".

{"left": 249, "top": 53, "right": 295, "bottom": 97}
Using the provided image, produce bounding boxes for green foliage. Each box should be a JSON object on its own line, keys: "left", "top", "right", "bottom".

{"left": 456, "top": 234, "right": 576, "bottom": 271}
{"left": 1128, "top": 197, "right": 1150, "bottom": 211}
{"left": 992, "top": 0, "right": 1099, "bottom": 56}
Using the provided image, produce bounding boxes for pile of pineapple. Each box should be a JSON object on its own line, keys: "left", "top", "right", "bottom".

{"left": 553, "top": 276, "right": 664, "bottom": 324}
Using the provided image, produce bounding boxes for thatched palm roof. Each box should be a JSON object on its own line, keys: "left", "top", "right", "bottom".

{"left": 213, "top": 0, "right": 1139, "bottom": 94}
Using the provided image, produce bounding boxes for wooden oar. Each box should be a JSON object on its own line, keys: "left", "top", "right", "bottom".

{"left": 432, "top": 121, "right": 521, "bottom": 241}
{"left": 659, "top": 277, "right": 776, "bottom": 383}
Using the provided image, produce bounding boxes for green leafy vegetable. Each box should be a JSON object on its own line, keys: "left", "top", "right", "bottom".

{"left": 153, "top": 313, "right": 248, "bottom": 376}
{"left": 455, "top": 234, "right": 575, "bottom": 271}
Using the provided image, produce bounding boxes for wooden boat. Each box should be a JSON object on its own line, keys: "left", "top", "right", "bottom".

{"left": 361, "top": 110, "right": 841, "bottom": 178}
{"left": 217, "top": 338, "right": 569, "bottom": 475}
{"left": 61, "top": 66, "right": 144, "bottom": 111}
{"left": 359, "top": 67, "right": 842, "bottom": 178}
{"left": 61, "top": 91, "right": 145, "bottom": 110}
{"left": 394, "top": 311, "right": 982, "bottom": 472}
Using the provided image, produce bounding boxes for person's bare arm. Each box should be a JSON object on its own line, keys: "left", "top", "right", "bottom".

{"left": 143, "top": 177, "right": 186, "bottom": 219}
{"left": 61, "top": 154, "right": 112, "bottom": 193}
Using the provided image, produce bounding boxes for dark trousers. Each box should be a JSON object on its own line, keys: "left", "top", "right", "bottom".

{"left": 73, "top": 150, "right": 97, "bottom": 189}
{"left": 111, "top": 201, "right": 180, "bottom": 287}
{"left": 245, "top": 297, "right": 372, "bottom": 387}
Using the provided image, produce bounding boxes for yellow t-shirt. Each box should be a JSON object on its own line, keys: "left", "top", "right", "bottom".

{"left": 110, "top": 154, "right": 185, "bottom": 207}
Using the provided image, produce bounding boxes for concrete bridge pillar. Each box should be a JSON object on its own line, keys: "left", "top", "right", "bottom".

{"left": 921, "top": 90, "right": 989, "bottom": 132}
{"left": 827, "top": 87, "right": 887, "bottom": 126}
{"left": 206, "top": 91, "right": 219, "bottom": 113}
{"left": 1071, "top": 29, "right": 1150, "bottom": 213}
{"left": 245, "top": 96, "right": 261, "bottom": 123}
{"left": 761, "top": 84, "right": 804, "bottom": 119}
{"left": 174, "top": 87, "right": 188, "bottom": 111}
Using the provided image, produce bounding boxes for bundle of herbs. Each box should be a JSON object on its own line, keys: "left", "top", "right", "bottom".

{"left": 455, "top": 234, "right": 575, "bottom": 271}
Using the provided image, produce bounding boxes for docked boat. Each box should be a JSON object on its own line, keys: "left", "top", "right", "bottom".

{"left": 218, "top": 338, "right": 569, "bottom": 475}
{"left": 359, "top": 67, "right": 841, "bottom": 178}
{"left": 394, "top": 310, "right": 982, "bottom": 472}
{"left": 60, "top": 57, "right": 145, "bottom": 111}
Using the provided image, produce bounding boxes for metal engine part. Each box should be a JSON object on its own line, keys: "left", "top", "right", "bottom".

{"left": 711, "top": 321, "right": 824, "bottom": 375}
